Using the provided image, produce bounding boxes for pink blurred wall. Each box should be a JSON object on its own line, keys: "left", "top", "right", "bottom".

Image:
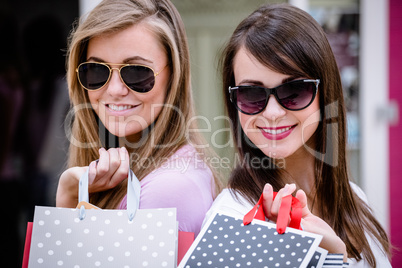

{"left": 389, "top": 0, "right": 402, "bottom": 266}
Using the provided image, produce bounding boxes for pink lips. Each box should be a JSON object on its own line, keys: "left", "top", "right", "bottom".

{"left": 259, "top": 125, "right": 296, "bottom": 140}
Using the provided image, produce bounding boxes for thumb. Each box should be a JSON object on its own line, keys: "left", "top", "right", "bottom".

{"left": 88, "top": 161, "right": 98, "bottom": 185}
{"left": 262, "top": 183, "right": 274, "bottom": 220}
{"left": 295, "top": 189, "right": 311, "bottom": 218}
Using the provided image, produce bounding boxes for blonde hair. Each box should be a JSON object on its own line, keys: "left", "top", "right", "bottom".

{"left": 66, "top": 0, "right": 223, "bottom": 208}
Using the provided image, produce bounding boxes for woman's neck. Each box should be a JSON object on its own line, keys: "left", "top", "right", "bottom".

{"left": 282, "top": 147, "right": 316, "bottom": 198}
{"left": 118, "top": 133, "right": 143, "bottom": 151}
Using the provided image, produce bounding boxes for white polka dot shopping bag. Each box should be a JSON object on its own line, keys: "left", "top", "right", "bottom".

{"left": 178, "top": 193, "right": 326, "bottom": 268}
{"left": 28, "top": 169, "right": 178, "bottom": 268}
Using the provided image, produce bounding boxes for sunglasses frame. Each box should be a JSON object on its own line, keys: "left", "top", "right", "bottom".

{"left": 76, "top": 62, "right": 166, "bottom": 93}
{"left": 229, "top": 79, "right": 320, "bottom": 115}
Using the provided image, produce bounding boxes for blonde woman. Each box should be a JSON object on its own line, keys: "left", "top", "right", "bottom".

{"left": 56, "top": 0, "right": 222, "bottom": 237}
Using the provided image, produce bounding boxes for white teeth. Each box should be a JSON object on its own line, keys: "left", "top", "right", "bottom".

{"left": 108, "top": 104, "right": 133, "bottom": 111}
{"left": 262, "top": 126, "right": 292, "bottom": 135}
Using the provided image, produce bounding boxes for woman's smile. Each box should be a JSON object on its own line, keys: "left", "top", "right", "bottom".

{"left": 258, "top": 125, "right": 296, "bottom": 140}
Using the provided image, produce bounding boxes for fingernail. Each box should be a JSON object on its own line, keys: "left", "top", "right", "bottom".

{"left": 263, "top": 183, "right": 271, "bottom": 192}
{"left": 283, "top": 184, "right": 290, "bottom": 195}
{"left": 119, "top": 148, "right": 126, "bottom": 161}
{"left": 89, "top": 160, "right": 96, "bottom": 169}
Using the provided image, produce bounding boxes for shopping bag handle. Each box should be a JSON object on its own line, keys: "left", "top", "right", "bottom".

{"left": 78, "top": 162, "right": 141, "bottom": 221}
{"left": 243, "top": 192, "right": 302, "bottom": 234}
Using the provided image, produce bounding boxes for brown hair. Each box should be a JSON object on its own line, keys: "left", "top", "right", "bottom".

{"left": 220, "top": 3, "right": 390, "bottom": 266}
{"left": 65, "top": 0, "right": 223, "bottom": 208}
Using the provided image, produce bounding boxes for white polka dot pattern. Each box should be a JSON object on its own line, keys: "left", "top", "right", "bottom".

{"left": 28, "top": 206, "right": 177, "bottom": 267}
{"left": 179, "top": 212, "right": 322, "bottom": 268}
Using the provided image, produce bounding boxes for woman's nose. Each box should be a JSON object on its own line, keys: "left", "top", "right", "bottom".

{"left": 106, "top": 68, "right": 130, "bottom": 97}
{"left": 261, "top": 95, "right": 287, "bottom": 122}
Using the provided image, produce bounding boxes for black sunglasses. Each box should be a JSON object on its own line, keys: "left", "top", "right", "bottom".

{"left": 76, "top": 62, "right": 166, "bottom": 93}
{"left": 229, "top": 79, "right": 320, "bottom": 115}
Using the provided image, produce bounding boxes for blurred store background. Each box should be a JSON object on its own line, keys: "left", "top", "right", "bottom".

{"left": 0, "top": 0, "right": 400, "bottom": 267}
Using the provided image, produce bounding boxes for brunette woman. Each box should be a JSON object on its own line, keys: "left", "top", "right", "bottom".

{"left": 205, "top": 3, "right": 391, "bottom": 266}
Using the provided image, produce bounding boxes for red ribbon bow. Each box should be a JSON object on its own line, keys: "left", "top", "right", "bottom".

{"left": 243, "top": 192, "right": 302, "bottom": 234}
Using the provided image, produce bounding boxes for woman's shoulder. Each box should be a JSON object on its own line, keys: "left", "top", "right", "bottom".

{"left": 209, "top": 182, "right": 368, "bottom": 217}
{"left": 347, "top": 181, "right": 392, "bottom": 267}
{"left": 167, "top": 143, "right": 199, "bottom": 158}
{"left": 137, "top": 145, "right": 215, "bottom": 235}
{"left": 202, "top": 188, "right": 255, "bottom": 227}
{"left": 171, "top": 143, "right": 197, "bottom": 156}
{"left": 140, "top": 144, "right": 213, "bottom": 189}
{"left": 153, "top": 144, "right": 208, "bottom": 171}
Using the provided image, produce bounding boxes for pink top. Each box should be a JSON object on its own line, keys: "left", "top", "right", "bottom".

{"left": 119, "top": 144, "right": 215, "bottom": 237}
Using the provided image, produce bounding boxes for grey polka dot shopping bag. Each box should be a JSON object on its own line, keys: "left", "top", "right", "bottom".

{"left": 27, "top": 169, "right": 178, "bottom": 268}
{"left": 178, "top": 192, "right": 345, "bottom": 268}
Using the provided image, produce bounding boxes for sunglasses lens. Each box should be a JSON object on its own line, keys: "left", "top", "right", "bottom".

{"left": 235, "top": 87, "right": 268, "bottom": 114}
{"left": 276, "top": 81, "right": 315, "bottom": 110}
{"left": 232, "top": 80, "right": 317, "bottom": 114}
{"left": 121, "top": 65, "right": 155, "bottom": 93}
{"left": 78, "top": 63, "right": 110, "bottom": 90}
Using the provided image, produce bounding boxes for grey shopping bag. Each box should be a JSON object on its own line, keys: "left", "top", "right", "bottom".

{"left": 178, "top": 210, "right": 322, "bottom": 268}
{"left": 28, "top": 169, "right": 178, "bottom": 268}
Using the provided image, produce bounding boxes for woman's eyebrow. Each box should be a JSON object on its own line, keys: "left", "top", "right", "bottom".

{"left": 237, "top": 76, "right": 302, "bottom": 86}
{"left": 237, "top": 79, "right": 264, "bottom": 86}
{"left": 282, "top": 76, "right": 301, "bottom": 83}
{"left": 123, "top": 56, "right": 153, "bottom": 64}
{"left": 86, "top": 56, "right": 104, "bottom": 62}
{"left": 86, "top": 56, "right": 153, "bottom": 64}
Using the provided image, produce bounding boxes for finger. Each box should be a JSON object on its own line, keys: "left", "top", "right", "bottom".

{"left": 262, "top": 183, "right": 274, "bottom": 220}
{"left": 97, "top": 147, "right": 109, "bottom": 177}
{"left": 109, "top": 147, "right": 130, "bottom": 188}
{"left": 295, "top": 189, "right": 311, "bottom": 217}
{"left": 285, "top": 183, "right": 297, "bottom": 196}
{"left": 271, "top": 184, "right": 289, "bottom": 216}
{"left": 88, "top": 161, "right": 98, "bottom": 185}
{"left": 270, "top": 183, "right": 297, "bottom": 222}
{"left": 107, "top": 148, "right": 121, "bottom": 174}
{"left": 120, "top": 146, "right": 129, "bottom": 163}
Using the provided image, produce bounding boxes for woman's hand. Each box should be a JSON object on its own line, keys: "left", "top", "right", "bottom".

{"left": 56, "top": 147, "right": 130, "bottom": 208}
{"left": 262, "top": 183, "right": 296, "bottom": 223}
{"left": 295, "top": 189, "right": 347, "bottom": 261}
{"left": 56, "top": 166, "right": 87, "bottom": 208}
{"left": 87, "top": 147, "right": 130, "bottom": 193}
{"left": 262, "top": 183, "right": 347, "bottom": 262}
